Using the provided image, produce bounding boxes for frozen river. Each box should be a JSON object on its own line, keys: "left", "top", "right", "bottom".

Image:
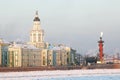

{"left": 43, "top": 75, "right": 120, "bottom": 80}
{"left": 0, "top": 69, "right": 120, "bottom": 80}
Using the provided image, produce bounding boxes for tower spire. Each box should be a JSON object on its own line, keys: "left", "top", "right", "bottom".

{"left": 33, "top": 11, "right": 40, "bottom": 21}
{"left": 36, "top": 10, "right": 38, "bottom": 15}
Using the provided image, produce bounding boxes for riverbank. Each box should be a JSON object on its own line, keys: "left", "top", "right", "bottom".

{"left": 0, "top": 64, "right": 120, "bottom": 72}
{"left": 0, "top": 66, "right": 82, "bottom": 72}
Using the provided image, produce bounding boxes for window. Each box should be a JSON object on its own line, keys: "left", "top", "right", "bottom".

{"left": 33, "top": 34, "right": 36, "bottom": 36}
{"left": 15, "top": 52, "right": 18, "bottom": 56}
{"left": 34, "top": 54, "right": 36, "bottom": 58}
{"left": 43, "top": 56, "right": 45, "bottom": 65}
{"left": 43, "top": 60, "right": 45, "bottom": 65}
{"left": 38, "top": 37, "right": 41, "bottom": 42}
{"left": 49, "top": 54, "right": 52, "bottom": 56}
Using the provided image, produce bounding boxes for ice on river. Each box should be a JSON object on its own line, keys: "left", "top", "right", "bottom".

{"left": 0, "top": 69, "right": 120, "bottom": 80}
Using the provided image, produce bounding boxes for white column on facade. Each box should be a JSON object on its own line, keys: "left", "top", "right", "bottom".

{"left": 30, "top": 33, "right": 32, "bottom": 42}
{"left": 31, "top": 32, "right": 33, "bottom": 42}
{"left": 36, "top": 31, "right": 38, "bottom": 42}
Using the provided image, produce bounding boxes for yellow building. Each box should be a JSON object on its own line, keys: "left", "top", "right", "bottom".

{"left": 40, "top": 49, "right": 48, "bottom": 66}
{"left": 8, "top": 43, "right": 22, "bottom": 67}
{"left": 47, "top": 49, "right": 53, "bottom": 66}
{"left": 8, "top": 43, "right": 41, "bottom": 67}
{"left": 64, "top": 47, "right": 71, "bottom": 65}
{"left": 55, "top": 50, "right": 67, "bottom": 66}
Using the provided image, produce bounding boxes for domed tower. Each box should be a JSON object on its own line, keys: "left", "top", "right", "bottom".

{"left": 29, "top": 11, "right": 45, "bottom": 48}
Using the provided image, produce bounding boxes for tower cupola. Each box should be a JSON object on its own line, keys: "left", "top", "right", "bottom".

{"left": 33, "top": 11, "right": 40, "bottom": 21}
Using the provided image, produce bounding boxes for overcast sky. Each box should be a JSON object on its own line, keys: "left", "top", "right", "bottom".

{"left": 0, "top": 0, "right": 120, "bottom": 54}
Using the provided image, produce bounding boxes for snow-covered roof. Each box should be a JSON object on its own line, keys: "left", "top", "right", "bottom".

{"left": 49, "top": 45, "right": 70, "bottom": 51}
{"left": 22, "top": 44, "right": 39, "bottom": 50}
{"left": 9, "top": 43, "right": 23, "bottom": 48}
{"left": 52, "top": 46, "right": 61, "bottom": 50}
{"left": 9, "top": 42, "right": 39, "bottom": 50}
{"left": 0, "top": 38, "right": 10, "bottom": 44}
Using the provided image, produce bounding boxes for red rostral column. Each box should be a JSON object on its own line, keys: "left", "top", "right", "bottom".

{"left": 98, "top": 32, "right": 104, "bottom": 63}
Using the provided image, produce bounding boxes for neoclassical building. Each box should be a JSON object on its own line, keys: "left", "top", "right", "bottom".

{"left": 0, "top": 11, "right": 78, "bottom": 68}
{"left": 28, "top": 11, "right": 46, "bottom": 49}
{"left": 8, "top": 43, "right": 41, "bottom": 67}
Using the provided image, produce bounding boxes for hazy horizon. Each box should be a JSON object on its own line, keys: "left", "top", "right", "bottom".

{"left": 0, "top": 0, "right": 120, "bottom": 54}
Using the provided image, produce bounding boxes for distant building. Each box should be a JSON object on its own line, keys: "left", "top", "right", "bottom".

{"left": 0, "top": 11, "right": 78, "bottom": 68}
{"left": 50, "top": 44, "right": 76, "bottom": 66}
{"left": 8, "top": 43, "right": 41, "bottom": 67}
{"left": 52, "top": 47, "right": 67, "bottom": 66}
{"left": 0, "top": 38, "right": 9, "bottom": 67}
{"left": 21, "top": 45, "right": 41, "bottom": 67}
{"left": 8, "top": 43, "right": 22, "bottom": 67}
{"left": 75, "top": 53, "right": 84, "bottom": 65}
{"left": 40, "top": 49, "right": 48, "bottom": 66}
{"left": 47, "top": 49, "right": 53, "bottom": 66}
{"left": 104, "top": 54, "right": 120, "bottom": 64}
{"left": 69, "top": 48, "right": 76, "bottom": 65}
{"left": 28, "top": 11, "right": 46, "bottom": 49}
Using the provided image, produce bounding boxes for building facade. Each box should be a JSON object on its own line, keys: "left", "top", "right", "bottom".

{"left": 8, "top": 43, "right": 22, "bottom": 67}
{"left": 47, "top": 49, "right": 53, "bottom": 66}
{"left": 51, "top": 45, "right": 75, "bottom": 66}
{"left": 75, "top": 53, "right": 84, "bottom": 65}
{"left": 40, "top": 49, "right": 48, "bottom": 66}
{"left": 8, "top": 43, "right": 41, "bottom": 67}
{"left": 70, "top": 48, "right": 76, "bottom": 65}
{"left": 0, "top": 39, "right": 9, "bottom": 67}
{"left": 21, "top": 45, "right": 41, "bottom": 67}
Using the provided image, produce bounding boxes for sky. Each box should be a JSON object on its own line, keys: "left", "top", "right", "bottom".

{"left": 0, "top": 0, "right": 120, "bottom": 55}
